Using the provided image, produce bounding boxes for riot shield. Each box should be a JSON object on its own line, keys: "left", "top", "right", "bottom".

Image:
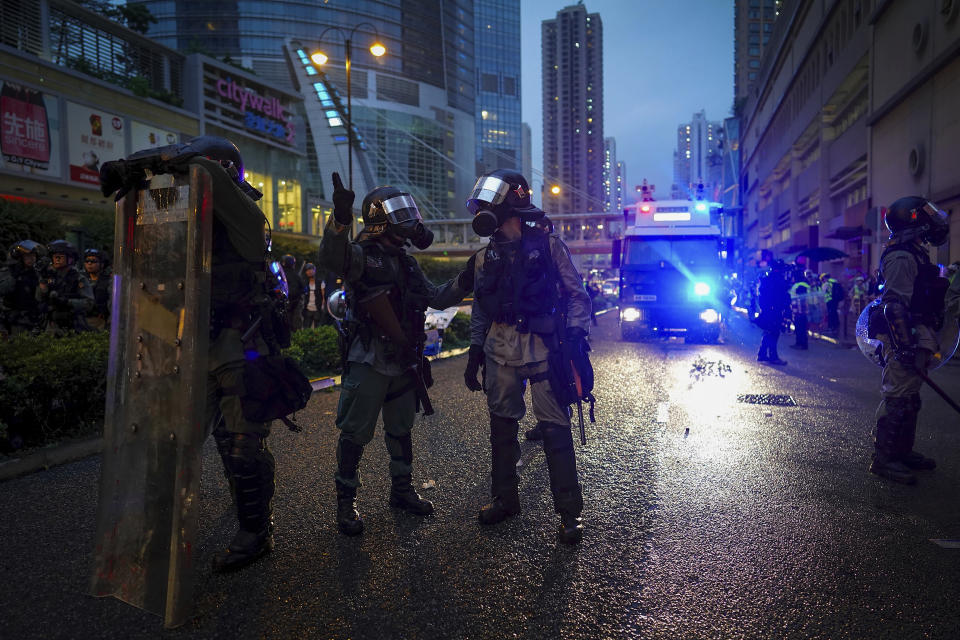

{"left": 90, "top": 166, "right": 213, "bottom": 628}
{"left": 856, "top": 298, "right": 959, "bottom": 369}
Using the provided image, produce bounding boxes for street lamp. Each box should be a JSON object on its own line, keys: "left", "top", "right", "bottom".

{"left": 311, "top": 23, "right": 386, "bottom": 191}
{"left": 550, "top": 185, "right": 561, "bottom": 195}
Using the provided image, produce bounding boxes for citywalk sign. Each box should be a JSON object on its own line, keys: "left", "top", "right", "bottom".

{"left": 214, "top": 77, "right": 296, "bottom": 146}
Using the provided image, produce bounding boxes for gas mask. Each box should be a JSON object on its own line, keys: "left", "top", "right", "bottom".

{"left": 466, "top": 172, "right": 544, "bottom": 237}
{"left": 380, "top": 193, "right": 434, "bottom": 249}
{"left": 466, "top": 175, "right": 512, "bottom": 237}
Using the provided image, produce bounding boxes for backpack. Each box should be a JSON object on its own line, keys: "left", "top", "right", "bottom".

{"left": 241, "top": 355, "right": 313, "bottom": 431}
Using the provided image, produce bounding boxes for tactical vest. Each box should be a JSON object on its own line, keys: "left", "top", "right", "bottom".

{"left": 345, "top": 239, "right": 429, "bottom": 364}
{"left": 880, "top": 242, "right": 948, "bottom": 329}
{"left": 475, "top": 227, "right": 559, "bottom": 327}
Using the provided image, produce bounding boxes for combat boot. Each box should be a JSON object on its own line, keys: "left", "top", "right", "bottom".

{"left": 336, "top": 482, "right": 364, "bottom": 535}
{"left": 899, "top": 395, "right": 936, "bottom": 470}
{"left": 480, "top": 415, "right": 522, "bottom": 524}
{"left": 212, "top": 433, "right": 276, "bottom": 572}
{"left": 541, "top": 422, "right": 584, "bottom": 544}
{"left": 478, "top": 494, "right": 521, "bottom": 525}
{"left": 212, "top": 527, "right": 275, "bottom": 573}
{"left": 390, "top": 474, "right": 434, "bottom": 515}
{"left": 553, "top": 487, "right": 584, "bottom": 544}
{"left": 870, "top": 416, "right": 916, "bottom": 485}
{"left": 335, "top": 439, "right": 364, "bottom": 535}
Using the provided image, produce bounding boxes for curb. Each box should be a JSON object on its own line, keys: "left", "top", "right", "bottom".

{"left": 1, "top": 345, "right": 476, "bottom": 482}
{"left": 0, "top": 435, "right": 103, "bottom": 482}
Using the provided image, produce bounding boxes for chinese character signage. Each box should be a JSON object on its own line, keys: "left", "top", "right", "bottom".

{"left": 67, "top": 101, "right": 126, "bottom": 187}
{"left": 130, "top": 121, "right": 178, "bottom": 152}
{"left": 0, "top": 81, "right": 61, "bottom": 177}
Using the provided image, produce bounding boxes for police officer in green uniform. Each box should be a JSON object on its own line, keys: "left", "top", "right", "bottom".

{"left": 318, "top": 173, "right": 471, "bottom": 536}
{"left": 870, "top": 196, "right": 951, "bottom": 485}
{"left": 37, "top": 240, "right": 93, "bottom": 335}
{"left": 1, "top": 240, "right": 44, "bottom": 336}
{"left": 462, "top": 169, "right": 591, "bottom": 544}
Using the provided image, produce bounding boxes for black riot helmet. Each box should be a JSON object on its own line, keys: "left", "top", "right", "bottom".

{"left": 9, "top": 239, "right": 43, "bottom": 261}
{"left": 281, "top": 254, "right": 296, "bottom": 270}
{"left": 180, "top": 135, "right": 263, "bottom": 202}
{"left": 360, "top": 186, "right": 434, "bottom": 249}
{"left": 466, "top": 169, "right": 544, "bottom": 237}
{"left": 47, "top": 239, "right": 78, "bottom": 262}
{"left": 884, "top": 196, "right": 949, "bottom": 246}
{"left": 83, "top": 248, "right": 108, "bottom": 267}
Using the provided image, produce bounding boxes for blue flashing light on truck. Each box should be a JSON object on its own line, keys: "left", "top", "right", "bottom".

{"left": 615, "top": 198, "right": 727, "bottom": 343}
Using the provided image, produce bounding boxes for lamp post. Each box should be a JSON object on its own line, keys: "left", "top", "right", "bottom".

{"left": 311, "top": 24, "right": 386, "bottom": 191}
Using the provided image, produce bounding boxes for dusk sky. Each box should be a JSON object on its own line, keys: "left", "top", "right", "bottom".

{"left": 520, "top": 0, "right": 735, "bottom": 206}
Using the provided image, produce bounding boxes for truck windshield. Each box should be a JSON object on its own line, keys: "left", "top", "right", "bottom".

{"left": 623, "top": 237, "right": 719, "bottom": 267}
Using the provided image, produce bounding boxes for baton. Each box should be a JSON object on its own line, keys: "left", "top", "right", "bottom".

{"left": 918, "top": 369, "right": 960, "bottom": 416}
{"left": 570, "top": 360, "right": 586, "bottom": 445}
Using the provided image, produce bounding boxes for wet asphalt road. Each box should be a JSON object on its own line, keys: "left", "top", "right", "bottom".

{"left": 3, "top": 311, "right": 960, "bottom": 639}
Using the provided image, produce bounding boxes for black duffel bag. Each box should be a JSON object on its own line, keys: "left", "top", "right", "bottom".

{"left": 241, "top": 355, "right": 313, "bottom": 431}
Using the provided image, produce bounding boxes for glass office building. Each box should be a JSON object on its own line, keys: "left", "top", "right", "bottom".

{"left": 473, "top": 0, "right": 523, "bottom": 175}
{"left": 132, "top": 0, "right": 476, "bottom": 224}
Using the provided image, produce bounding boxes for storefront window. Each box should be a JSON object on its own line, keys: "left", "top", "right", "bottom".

{"left": 278, "top": 178, "right": 302, "bottom": 232}
{"left": 312, "top": 205, "right": 332, "bottom": 235}
{"left": 244, "top": 168, "right": 273, "bottom": 221}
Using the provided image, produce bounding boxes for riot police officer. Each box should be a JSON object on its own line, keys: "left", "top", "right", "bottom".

{"left": 79, "top": 248, "right": 112, "bottom": 330}
{"left": 462, "top": 169, "right": 591, "bottom": 544}
{"left": 1, "top": 240, "right": 44, "bottom": 336}
{"left": 789, "top": 270, "right": 810, "bottom": 350}
{"left": 756, "top": 259, "right": 791, "bottom": 365}
{"left": 869, "top": 196, "right": 950, "bottom": 485}
{"left": 317, "top": 173, "right": 471, "bottom": 536}
{"left": 99, "top": 135, "right": 281, "bottom": 572}
{"left": 37, "top": 240, "right": 93, "bottom": 334}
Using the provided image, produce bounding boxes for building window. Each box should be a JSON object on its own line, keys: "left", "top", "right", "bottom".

{"left": 480, "top": 73, "right": 498, "bottom": 93}
{"left": 749, "top": 47, "right": 760, "bottom": 56}
{"left": 749, "top": 22, "right": 760, "bottom": 32}
{"left": 502, "top": 76, "right": 517, "bottom": 96}
{"left": 245, "top": 168, "right": 272, "bottom": 221}
{"left": 749, "top": 59, "right": 761, "bottom": 68}
{"left": 278, "top": 178, "right": 301, "bottom": 232}
{"left": 748, "top": 72, "right": 758, "bottom": 80}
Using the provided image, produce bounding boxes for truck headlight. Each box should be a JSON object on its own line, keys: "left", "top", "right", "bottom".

{"left": 621, "top": 307, "right": 641, "bottom": 322}
{"left": 693, "top": 282, "right": 711, "bottom": 296}
{"left": 699, "top": 308, "right": 720, "bottom": 323}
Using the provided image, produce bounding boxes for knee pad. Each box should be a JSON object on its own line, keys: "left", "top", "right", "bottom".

{"left": 490, "top": 414, "right": 519, "bottom": 447}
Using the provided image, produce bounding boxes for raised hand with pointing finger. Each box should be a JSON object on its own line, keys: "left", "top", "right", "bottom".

{"left": 331, "top": 172, "right": 355, "bottom": 226}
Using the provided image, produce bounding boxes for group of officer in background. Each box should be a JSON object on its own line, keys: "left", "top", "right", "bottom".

{"left": 0, "top": 239, "right": 111, "bottom": 337}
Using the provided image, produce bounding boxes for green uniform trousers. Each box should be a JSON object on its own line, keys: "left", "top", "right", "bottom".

{"left": 335, "top": 362, "right": 417, "bottom": 487}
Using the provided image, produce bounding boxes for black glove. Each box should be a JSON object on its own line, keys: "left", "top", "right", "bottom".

{"left": 331, "top": 172, "right": 355, "bottom": 226}
{"left": 458, "top": 253, "right": 477, "bottom": 291}
{"left": 464, "top": 344, "right": 484, "bottom": 392}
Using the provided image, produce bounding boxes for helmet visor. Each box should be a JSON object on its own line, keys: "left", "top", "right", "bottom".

{"left": 469, "top": 175, "right": 512, "bottom": 207}
{"left": 381, "top": 194, "right": 422, "bottom": 225}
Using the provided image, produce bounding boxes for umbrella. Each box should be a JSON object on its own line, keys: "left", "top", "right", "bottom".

{"left": 795, "top": 246, "right": 848, "bottom": 262}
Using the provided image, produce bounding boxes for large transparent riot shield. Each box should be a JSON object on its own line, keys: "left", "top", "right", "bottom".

{"left": 90, "top": 166, "right": 213, "bottom": 628}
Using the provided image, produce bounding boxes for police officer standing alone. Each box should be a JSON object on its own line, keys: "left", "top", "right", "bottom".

{"left": 756, "top": 259, "right": 791, "bottom": 365}
{"left": 869, "top": 197, "right": 951, "bottom": 484}
{"left": 462, "top": 169, "right": 591, "bottom": 544}
{"left": 317, "top": 173, "right": 472, "bottom": 536}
